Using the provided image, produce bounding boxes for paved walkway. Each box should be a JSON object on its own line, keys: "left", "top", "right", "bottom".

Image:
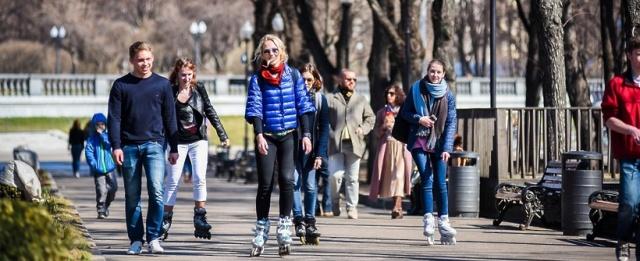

{"left": 0, "top": 132, "right": 626, "bottom": 260}
{"left": 54, "top": 174, "right": 621, "bottom": 261}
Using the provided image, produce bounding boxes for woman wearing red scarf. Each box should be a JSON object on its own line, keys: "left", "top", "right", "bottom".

{"left": 245, "top": 34, "right": 315, "bottom": 256}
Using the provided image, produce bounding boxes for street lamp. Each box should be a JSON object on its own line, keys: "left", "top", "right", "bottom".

{"left": 190, "top": 20, "right": 207, "bottom": 70}
{"left": 240, "top": 20, "right": 254, "bottom": 156}
{"left": 49, "top": 25, "right": 66, "bottom": 74}
{"left": 271, "top": 13, "right": 284, "bottom": 35}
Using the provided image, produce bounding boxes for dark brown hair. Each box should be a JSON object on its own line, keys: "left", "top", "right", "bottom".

{"left": 385, "top": 83, "right": 406, "bottom": 106}
{"left": 427, "top": 59, "right": 447, "bottom": 74}
{"left": 627, "top": 36, "right": 640, "bottom": 53}
{"left": 168, "top": 58, "right": 197, "bottom": 87}
{"left": 129, "top": 41, "right": 153, "bottom": 60}
{"left": 300, "top": 63, "right": 323, "bottom": 92}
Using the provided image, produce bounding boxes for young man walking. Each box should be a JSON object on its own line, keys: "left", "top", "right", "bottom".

{"left": 108, "top": 41, "right": 178, "bottom": 255}
{"left": 601, "top": 37, "right": 640, "bottom": 261}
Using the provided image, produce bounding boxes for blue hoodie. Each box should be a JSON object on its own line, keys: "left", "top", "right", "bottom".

{"left": 85, "top": 113, "right": 116, "bottom": 174}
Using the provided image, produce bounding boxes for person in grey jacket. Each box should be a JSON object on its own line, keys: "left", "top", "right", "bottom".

{"left": 327, "top": 69, "right": 375, "bottom": 219}
{"left": 161, "top": 58, "right": 229, "bottom": 241}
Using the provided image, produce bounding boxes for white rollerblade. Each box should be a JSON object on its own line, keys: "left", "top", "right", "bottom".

{"left": 250, "top": 218, "right": 270, "bottom": 257}
{"left": 438, "top": 215, "right": 457, "bottom": 245}
{"left": 423, "top": 213, "right": 436, "bottom": 246}
{"left": 276, "top": 217, "right": 293, "bottom": 256}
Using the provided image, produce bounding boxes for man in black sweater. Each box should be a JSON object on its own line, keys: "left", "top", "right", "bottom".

{"left": 108, "top": 41, "right": 178, "bottom": 255}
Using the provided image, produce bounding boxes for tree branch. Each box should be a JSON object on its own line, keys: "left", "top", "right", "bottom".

{"left": 367, "top": 0, "right": 404, "bottom": 49}
{"left": 515, "top": 0, "right": 531, "bottom": 33}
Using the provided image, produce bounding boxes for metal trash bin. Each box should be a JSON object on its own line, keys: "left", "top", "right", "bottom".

{"left": 448, "top": 151, "right": 480, "bottom": 217}
{"left": 561, "top": 151, "right": 603, "bottom": 236}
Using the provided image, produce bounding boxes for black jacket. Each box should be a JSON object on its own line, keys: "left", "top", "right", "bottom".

{"left": 173, "top": 82, "right": 228, "bottom": 142}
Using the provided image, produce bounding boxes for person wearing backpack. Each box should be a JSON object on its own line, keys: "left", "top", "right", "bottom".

{"left": 85, "top": 113, "right": 117, "bottom": 219}
{"left": 160, "top": 58, "right": 229, "bottom": 241}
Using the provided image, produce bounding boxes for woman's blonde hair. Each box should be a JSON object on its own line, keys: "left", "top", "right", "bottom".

{"left": 168, "top": 58, "right": 197, "bottom": 88}
{"left": 253, "top": 34, "right": 288, "bottom": 66}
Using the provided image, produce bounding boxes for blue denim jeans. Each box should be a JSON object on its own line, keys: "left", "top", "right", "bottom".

{"left": 411, "top": 149, "right": 448, "bottom": 216}
{"left": 122, "top": 141, "right": 165, "bottom": 243}
{"left": 617, "top": 159, "right": 640, "bottom": 247}
{"left": 293, "top": 155, "right": 319, "bottom": 220}
{"left": 315, "top": 160, "right": 331, "bottom": 213}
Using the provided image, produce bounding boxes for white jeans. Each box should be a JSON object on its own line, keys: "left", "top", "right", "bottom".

{"left": 329, "top": 150, "right": 361, "bottom": 211}
{"left": 163, "top": 140, "right": 209, "bottom": 205}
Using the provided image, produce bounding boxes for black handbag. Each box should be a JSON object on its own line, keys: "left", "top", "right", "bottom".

{"left": 391, "top": 104, "right": 410, "bottom": 144}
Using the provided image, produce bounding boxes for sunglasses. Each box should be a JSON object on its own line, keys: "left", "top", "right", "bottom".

{"left": 344, "top": 78, "right": 357, "bottom": 82}
{"left": 263, "top": 48, "right": 279, "bottom": 55}
{"left": 386, "top": 92, "right": 396, "bottom": 96}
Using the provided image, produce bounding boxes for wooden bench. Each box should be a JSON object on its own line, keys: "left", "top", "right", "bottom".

{"left": 493, "top": 161, "right": 571, "bottom": 230}
{"left": 586, "top": 190, "right": 619, "bottom": 241}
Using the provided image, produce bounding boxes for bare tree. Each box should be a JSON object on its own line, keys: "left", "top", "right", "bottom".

{"left": 432, "top": 0, "right": 457, "bottom": 92}
{"left": 536, "top": 0, "right": 567, "bottom": 159}
{"left": 563, "top": 0, "right": 593, "bottom": 150}
{"left": 367, "top": 0, "right": 392, "bottom": 113}
{"left": 516, "top": 0, "right": 542, "bottom": 107}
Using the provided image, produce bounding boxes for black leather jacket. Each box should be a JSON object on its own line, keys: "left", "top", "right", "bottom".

{"left": 173, "top": 82, "right": 228, "bottom": 142}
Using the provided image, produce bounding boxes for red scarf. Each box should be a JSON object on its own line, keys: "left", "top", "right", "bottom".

{"left": 260, "top": 62, "right": 285, "bottom": 86}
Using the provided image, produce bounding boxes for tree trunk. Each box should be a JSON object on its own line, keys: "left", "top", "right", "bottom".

{"left": 293, "top": 0, "right": 339, "bottom": 91}
{"left": 281, "top": 1, "right": 307, "bottom": 69}
{"left": 432, "top": 0, "right": 457, "bottom": 93}
{"left": 368, "top": 0, "right": 392, "bottom": 114}
{"left": 335, "top": 2, "right": 353, "bottom": 70}
{"left": 456, "top": 0, "right": 473, "bottom": 76}
{"left": 516, "top": 0, "right": 542, "bottom": 107}
{"left": 600, "top": 0, "right": 615, "bottom": 88}
{"left": 367, "top": 0, "right": 424, "bottom": 90}
{"left": 536, "top": 0, "right": 566, "bottom": 160}
{"left": 563, "top": 0, "right": 593, "bottom": 151}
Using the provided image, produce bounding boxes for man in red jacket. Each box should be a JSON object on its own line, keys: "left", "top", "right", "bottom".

{"left": 601, "top": 37, "right": 640, "bottom": 261}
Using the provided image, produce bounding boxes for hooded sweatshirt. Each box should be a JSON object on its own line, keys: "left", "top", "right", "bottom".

{"left": 85, "top": 113, "right": 116, "bottom": 174}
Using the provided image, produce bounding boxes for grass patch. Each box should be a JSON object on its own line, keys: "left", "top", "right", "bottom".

{"left": 0, "top": 116, "right": 255, "bottom": 148}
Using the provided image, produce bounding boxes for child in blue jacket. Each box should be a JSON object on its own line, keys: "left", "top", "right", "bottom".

{"left": 85, "top": 113, "right": 118, "bottom": 219}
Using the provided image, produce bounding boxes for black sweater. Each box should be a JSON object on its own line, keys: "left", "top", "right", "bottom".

{"left": 108, "top": 73, "right": 177, "bottom": 152}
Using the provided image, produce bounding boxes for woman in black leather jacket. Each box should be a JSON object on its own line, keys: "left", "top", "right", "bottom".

{"left": 160, "top": 58, "right": 229, "bottom": 240}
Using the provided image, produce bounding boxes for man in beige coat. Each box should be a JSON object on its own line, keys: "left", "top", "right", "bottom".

{"left": 327, "top": 69, "right": 375, "bottom": 219}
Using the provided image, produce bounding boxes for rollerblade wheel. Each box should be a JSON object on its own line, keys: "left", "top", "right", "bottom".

{"left": 306, "top": 236, "right": 319, "bottom": 245}
{"left": 299, "top": 235, "right": 306, "bottom": 244}
{"left": 250, "top": 246, "right": 264, "bottom": 257}
{"left": 278, "top": 244, "right": 291, "bottom": 256}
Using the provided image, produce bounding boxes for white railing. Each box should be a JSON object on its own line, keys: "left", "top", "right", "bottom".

{"left": 0, "top": 74, "right": 606, "bottom": 117}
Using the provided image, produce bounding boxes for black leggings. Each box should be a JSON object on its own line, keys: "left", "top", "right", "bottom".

{"left": 255, "top": 132, "right": 295, "bottom": 219}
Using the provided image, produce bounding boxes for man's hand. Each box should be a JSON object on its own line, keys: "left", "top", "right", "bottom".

{"left": 441, "top": 151, "right": 450, "bottom": 162}
{"left": 627, "top": 126, "right": 640, "bottom": 144}
{"left": 221, "top": 139, "right": 230, "bottom": 148}
{"left": 168, "top": 152, "right": 179, "bottom": 165}
{"left": 112, "top": 149, "right": 124, "bottom": 165}
{"left": 313, "top": 157, "right": 322, "bottom": 170}
{"left": 418, "top": 116, "right": 434, "bottom": 128}
{"left": 355, "top": 127, "right": 363, "bottom": 136}
{"left": 302, "top": 137, "right": 312, "bottom": 154}
{"left": 256, "top": 134, "right": 268, "bottom": 155}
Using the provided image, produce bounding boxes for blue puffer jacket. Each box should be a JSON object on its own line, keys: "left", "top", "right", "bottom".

{"left": 85, "top": 113, "right": 116, "bottom": 174}
{"left": 245, "top": 64, "right": 315, "bottom": 133}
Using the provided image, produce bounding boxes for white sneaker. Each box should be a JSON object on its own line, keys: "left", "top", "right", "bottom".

{"left": 148, "top": 239, "right": 164, "bottom": 254}
{"left": 126, "top": 241, "right": 143, "bottom": 255}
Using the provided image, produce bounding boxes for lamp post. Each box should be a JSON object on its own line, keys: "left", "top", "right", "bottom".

{"left": 240, "top": 21, "right": 254, "bottom": 156}
{"left": 49, "top": 25, "right": 66, "bottom": 74}
{"left": 190, "top": 20, "right": 207, "bottom": 70}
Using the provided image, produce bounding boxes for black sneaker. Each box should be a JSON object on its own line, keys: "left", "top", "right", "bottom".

{"left": 616, "top": 241, "right": 630, "bottom": 261}
{"left": 97, "top": 212, "right": 107, "bottom": 219}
